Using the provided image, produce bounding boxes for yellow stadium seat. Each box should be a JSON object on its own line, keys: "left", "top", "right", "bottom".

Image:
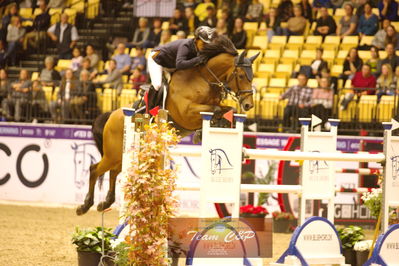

{"left": 120, "top": 89, "right": 138, "bottom": 107}
{"left": 299, "top": 50, "right": 316, "bottom": 65}
{"left": 244, "top": 22, "right": 259, "bottom": 32}
{"left": 257, "top": 63, "right": 275, "bottom": 78}
{"left": 130, "top": 48, "right": 137, "bottom": 57}
{"left": 252, "top": 36, "right": 268, "bottom": 50}
{"left": 308, "top": 78, "right": 318, "bottom": 88}
{"left": 162, "top": 21, "right": 170, "bottom": 30}
{"left": 322, "top": 36, "right": 341, "bottom": 50}
{"left": 43, "top": 86, "right": 53, "bottom": 102}
{"left": 336, "top": 50, "right": 348, "bottom": 65}
{"left": 64, "top": 8, "right": 77, "bottom": 24}
{"left": 377, "top": 95, "right": 395, "bottom": 122}
{"left": 33, "top": 8, "right": 43, "bottom": 17}
{"left": 52, "top": 87, "right": 59, "bottom": 101}
{"left": 344, "top": 79, "right": 352, "bottom": 88}
{"left": 372, "top": 8, "right": 379, "bottom": 16}
{"left": 316, "top": 8, "right": 334, "bottom": 18}
{"left": 286, "top": 36, "right": 305, "bottom": 50}
{"left": 49, "top": 8, "right": 62, "bottom": 24}
{"left": 86, "top": 0, "right": 100, "bottom": 19}
{"left": 269, "top": 36, "right": 287, "bottom": 50}
{"left": 304, "top": 36, "right": 323, "bottom": 49}
{"left": 253, "top": 77, "right": 268, "bottom": 92}
{"left": 31, "top": 72, "right": 39, "bottom": 81}
{"left": 331, "top": 65, "right": 343, "bottom": 77}
{"left": 281, "top": 50, "right": 299, "bottom": 64}
{"left": 260, "top": 93, "right": 280, "bottom": 119}
{"left": 19, "top": 8, "right": 32, "bottom": 19}
{"left": 322, "top": 50, "right": 336, "bottom": 64}
{"left": 263, "top": 49, "right": 281, "bottom": 64}
{"left": 247, "top": 49, "right": 262, "bottom": 65}
{"left": 334, "top": 8, "right": 346, "bottom": 17}
{"left": 358, "top": 95, "right": 377, "bottom": 122}
{"left": 379, "top": 50, "right": 387, "bottom": 58}
{"left": 101, "top": 88, "right": 117, "bottom": 112}
{"left": 275, "top": 64, "right": 293, "bottom": 78}
{"left": 360, "top": 36, "right": 374, "bottom": 46}
{"left": 338, "top": 95, "right": 357, "bottom": 122}
{"left": 56, "top": 59, "right": 72, "bottom": 71}
{"left": 288, "top": 78, "right": 298, "bottom": 87}
{"left": 358, "top": 50, "right": 372, "bottom": 60}
{"left": 268, "top": 78, "right": 287, "bottom": 93}
{"left": 341, "top": 36, "right": 359, "bottom": 50}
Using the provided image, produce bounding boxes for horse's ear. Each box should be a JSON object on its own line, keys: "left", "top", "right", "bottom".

{"left": 237, "top": 51, "right": 246, "bottom": 64}
{"left": 249, "top": 52, "right": 260, "bottom": 63}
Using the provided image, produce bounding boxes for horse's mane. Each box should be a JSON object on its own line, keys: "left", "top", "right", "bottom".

{"left": 200, "top": 34, "right": 238, "bottom": 58}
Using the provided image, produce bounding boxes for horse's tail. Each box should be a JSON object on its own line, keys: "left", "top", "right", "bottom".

{"left": 92, "top": 112, "right": 112, "bottom": 156}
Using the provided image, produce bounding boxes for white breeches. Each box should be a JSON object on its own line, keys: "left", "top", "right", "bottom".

{"left": 148, "top": 50, "right": 163, "bottom": 91}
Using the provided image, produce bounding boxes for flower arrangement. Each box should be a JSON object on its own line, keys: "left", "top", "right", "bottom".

{"left": 71, "top": 226, "right": 115, "bottom": 253}
{"left": 123, "top": 121, "right": 180, "bottom": 265}
{"left": 240, "top": 204, "right": 268, "bottom": 217}
{"left": 337, "top": 225, "right": 365, "bottom": 249}
{"left": 361, "top": 188, "right": 382, "bottom": 217}
{"left": 272, "top": 211, "right": 295, "bottom": 220}
{"left": 354, "top": 240, "right": 373, "bottom": 252}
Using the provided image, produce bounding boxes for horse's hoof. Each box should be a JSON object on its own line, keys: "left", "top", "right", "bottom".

{"left": 76, "top": 205, "right": 90, "bottom": 216}
{"left": 97, "top": 201, "right": 112, "bottom": 212}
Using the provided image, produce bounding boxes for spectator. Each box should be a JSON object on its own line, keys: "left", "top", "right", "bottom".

{"left": 76, "top": 58, "right": 97, "bottom": 80}
{"left": 50, "top": 68, "right": 78, "bottom": 122}
{"left": 231, "top": 0, "right": 249, "bottom": 19}
{"left": 299, "top": 0, "right": 313, "bottom": 22}
{"left": 313, "top": 0, "right": 332, "bottom": 9}
{"left": 378, "top": 0, "right": 398, "bottom": 21}
{"left": 337, "top": 3, "right": 357, "bottom": 37}
{"left": 265, "top": 7, "right": 282, "bottom": 41}
{"left": 71, "top": 47, "right": 83, "bottom": 73}
{"left": 355, "top": 0, "right": 368, "bottom": 18}
{"left": 183, "top": 0, "right": 197, "bottom": 9}
{"left": 280, "top": 73, "right": 312, "bottom": 129}
{"left": 314, "top": 7, "right": 337, "bottom": 37}
{"left": 311, "top": 48, "right": 328, "bottom": 78}
{"left": 277, "top": 0, "right": 294, "bottom": 22}
{"left": 1, "top": 3, "right": 19, "bottom": 42}
{"left": 47, "top": 13, "right": 79, "bottom": 59}
{"left": 170, "top": 8, "right": 188, "bottom": 35}
{"left": 98, "top": 59, "right": 123, "bottom": 94}
{"left": 200, "top": 5, "right": 217, "bottom": 27}
{"left": 342, "top": 47, "right": 363, "bottom": 81}
{"left": 340, "top": 64, "right": 376, "bottom": 110}
{"left": 48, "top": 0, "right": 65, "bottom": 8}
{"left": 0, "top": 69, "right": 10, "bottom": 112}
{"left": 130, "top": 46, "right": 147, "bottom": 73}
{"left": 145, "top": 18, "right": 163, "bottom": 48}
{"left": 286, "top": 4, "right": 307, "bottom": 36}
{"left": 131, "top": 67, "right": 147, "bottom": 91}
{"left": 85, "top": 44, "right": 99, "bottom": 70}
{"left": 30, "top": 80, "right": 48, "bottom": 122}
{"left": 394, "top": 65, "right": 399, "bottom": 88}
{"left": 372, "top": 19, "right": 391, "bottom": 49}
{"left": 0, "top": 41, "right": 5, "bottom": 68}
{"left": 357, "top": 2, "right": 378, "bottom": 37}
{"left": 176, "top": 30, "right": 186, "bottom": 39}
{"left": 366, "top": 46, "right": 380, "bottom": 76}
{"left": 72, "top": 70, "right": 96, "bottom": 120}
{"left": 385, "top": 25, "right": 399, "bottom": 49}
{"left": 245, "top": 0, "right": 264, "bottom": 22}
{"left": 159, "top": 30, "right": 172, "bottom": 45}
{"left": 2, "top": 69, "right": 31, "bottom": 121}
{"left": 23, "top": 0, "right": 50, "bottom": 52}
{"left": 194, "top": 0, "right": 215, "bottom": 22}
{"left": 40, "top": 56, "right": 61, "bottom": 87}
{"left": 230, "top": 17, "right": 247, "bottom": 49}
{"left": 129, "top": 17, "right": 150, "bottom": 48}
{"left": 311, "top": 77, "right": 333, "bottom": 127}
{"left": 5, "top": 16, "right": 25, "bottom": 66}
{"left": 377, "top": 43, "right": 399, "bottom": 75}
{"left": 376, "top": 63, "right": 396, "bottom": 100}
{"left": 185, "top": 7, "right": 200, "bottom": 35}
{"left": 216, "top": 18, "right": 228, "bottom": 35}
{"left": 112, "top": 43, "right": 131, "bottom": 74}
{"left": 220, "top": 8, "right": 234, "bottom": 35}
{"left": 331, "top": 0, "right": 344, "bottom": 9}
{"left": 317, "top": 67, "right": 338, "bottom": 94}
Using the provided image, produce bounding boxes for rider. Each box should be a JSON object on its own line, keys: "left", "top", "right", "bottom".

{"left": 147, "top": 26, "right": 217, "bottom": 91}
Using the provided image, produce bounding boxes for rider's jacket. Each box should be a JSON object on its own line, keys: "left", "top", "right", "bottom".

{"left": 153, "top": 38, "right": 202, "bottom": 70}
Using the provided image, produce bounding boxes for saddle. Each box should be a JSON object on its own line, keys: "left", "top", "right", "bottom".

{"left": 143, "top": 72, "right": 171, "bottom": 113}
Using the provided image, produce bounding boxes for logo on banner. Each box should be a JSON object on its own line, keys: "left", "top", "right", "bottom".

{"left": 71, "top": 142, "right": 98, "bottom": 189}
{"left": 209, "top": 148, "right": 233, "bottom": 175}
{"left": 391, "top": 155, "right": 399, "bottom": 181}
{"left": 309, "top": 150, "right": 329, "bottom": 174}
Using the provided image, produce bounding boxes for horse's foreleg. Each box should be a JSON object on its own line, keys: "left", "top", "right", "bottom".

{"left": 76, "top": 162, "right": 99, "bottom": 215}
{"left": 97, "top": 167, "right": 120, "bottom": 212}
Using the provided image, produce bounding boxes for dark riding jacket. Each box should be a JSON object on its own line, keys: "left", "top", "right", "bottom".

{"left": 153, "top": 38, "right": 202, "bottom": 70}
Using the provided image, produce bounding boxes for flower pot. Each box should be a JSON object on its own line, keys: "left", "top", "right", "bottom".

{"left": 240, "top": 214, "right": 266, "bottom": 231}
{"left": 356, "top": 250, "right": 369, "bottom": 266}
{"left": 77, "top": 251, "right": 101, "bottom": 266}
{"left": 273, "top": 219, "right": 290, "bottom": 233}
{"left": 342, "top": 248, "right": 356, "bottom": 266}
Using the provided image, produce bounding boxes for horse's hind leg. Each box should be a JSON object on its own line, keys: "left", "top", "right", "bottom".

{"left": 97, "top": 166, "right": 121, "bottom": 212}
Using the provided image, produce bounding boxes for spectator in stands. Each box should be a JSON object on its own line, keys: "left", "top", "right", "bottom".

{"left": 385, "top": 25, "right": 399, "bottom": 49}
{"left": 341, "top": 47, "right": 363, "bottom": 81}
{"left": 185, "top": 7, "right": 200, "bottom": 35}
{"left": 48, "top": 0, "right": 65, "bottom": 8}
{"left": 311, "top": 48, "right": 328, "bottom": 78}
{"left": 216, "top": 18, "right": 229, "bottom": 35}
{"left": 312, "top": 0, "right": 332, "bottom": 9}
{"left": 112, "top": 43, "right": 131, "bottom": 74}
{"left": 340, "top": 64, "right": 376, "bottom": 110}
{"left": 357, "top": 2, "right": 379, "bottom": 38}
{"left": 1, "top": 3, "right": 19, "bottom": 42}
{"left": 76, "top": 58, "right": 97, "bottom": 80}
{"left": 30, "top": 80, "right": 47, "bottom": 123}
{"left": 277, "top": 0, "right": 294, "bottom": 22}
{"left": 220, "top": 8, "right": 234, "bottom": 35}
{"left": 195, "top": 0, "right": 215, "bottom": 22}
{"left": 159, "top": 30, "right": 172, "bottom": 45}
{"left": 170, "top": 8, "right": 188, "bottom": 35}
{"left": 337, "top": 3, "right": 357, "bottom": 37}
{"left": 230, "top": 17, "right": 247, "bottom": 49}
{"left": 130, "top": 46, "right": 146, "bottom": 73}
{"left": 0, "top": 69, "right": 10, "bottom": 113}
{"left": 331, "top": 0, "right": 344, "bottom": 9}
{"left": 176, "top": 30, "right": 186, "bottom": 39}
{"left": 99, "top": 59, "right": 123, "bottom": 95}
{"left": 245, "top": 0, "right": 264, "bottom": 22}
{"left": 72, "top": 70, "right": 96, "bottom": 120}
{"left": 355, "top": 0, "right": 367, "bottom": 18}
{"left": 377, "top": 43, "right": 399, "bottom": 75}
{"left": 50, "top": 68, "right": 78, "bottom": 122}
{"left": 299, "top": 0, "right": 313, "bottom": 22}
{"left": 372, "top": 19, "right": 391, "bottom": 49}
{"left": 311, "top": 77, "right": 333, "bottom": 127}
{"left": 85, "top": 44, "right": 99, "bottom": 70}
{"left": 47, "top": 13, "right": 79, "bottom": 59}
{"left": 366, "top": 46, "right": 380, "bottom": 76}
{"left": 200, "top": 6, "right": 217, "bottom": 28}
{"left": 40, "top": 56, "right": 61, "bottom": 87}
{"left": 0, "top": 41, "right": 5, "bottom": 68}
{"left": 71, "top": 47, "right": 83, "bottom": 73}
{"left": 145, "top": 18, "right": 163, "bottom": 48}
{"left": 394, "top": 65, "right": 399, "bottom": 88}
{"left": 378, "top": 0, "right": 398, "bottom": 21}
{"left": 231, "top": 0, "right": 249, "bottom": 19}
{"left": 23, "top": 0, "right": 50, "bottom": 52}
{"left": 5, "top": 16, "right": 25, "bottom": 66}
{"left": 376, "top": 63, "right": 396, "bottom": 100}
{"left": 317, "top": 67, "right": 338, "bottom": 93}
{"left": 131, "top": 67, "right": 147, "bottom": 91}
{"left": 280, "top": 73, "right": 312, "bottom": 130}
{"left": 129, "top": 17, "right": 150, "bottom": 48}
{"left": 183, "top": 0, "right": 197, "bottom": 9}
{"left": 286, "top": 4, "right": 307, "bottom": 36}
{"left": 2, "top": 69, "right": 31, "bottom": 121}
{"left": 265, "top": 7, "right": 282, "bottom": 41}
{"left": 314, "top": 7, "right": 336, "bottom": 37}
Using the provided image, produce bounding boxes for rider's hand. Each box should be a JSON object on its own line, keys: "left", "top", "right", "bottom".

{"left": 198, "top": 54, "right": 208, "bottom": 65}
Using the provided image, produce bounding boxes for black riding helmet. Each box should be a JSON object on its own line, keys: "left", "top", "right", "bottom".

{"left": 194, "top": 26, "right": 217, "bottom": 44}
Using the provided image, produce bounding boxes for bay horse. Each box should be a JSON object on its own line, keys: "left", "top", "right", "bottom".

{"left": 76, "top": 39, "right": 259, "bottom": 215}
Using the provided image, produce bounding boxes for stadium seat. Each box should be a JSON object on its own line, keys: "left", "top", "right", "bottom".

{"left": 358, "top": 95, "right": 377, "bottom": 122}
{"left": 260, "top": 93, "right": 280, "bottom": 119}
{"left": 379, "top": 50, "right": 387, "bottom": 58}
{"left": 33, "top": 8, "right": 43, "bottom": 17}
{"left": 19, "top": 8, "right": 33, "bottom": 19}
{"left": 377, "top": 95, "right": 395, "bottom": 122}
{"left": 252, "top": 36, "right": 268, "bottom": 50}
{"left": 275, "top": 64, "right": 293, "bottom": 78}
{"left": 253, "top": 77, "right": 268, "bottom": 92}
{"left": 257, "top": 63, "right": 275, "bottom": 78}
{"left": 308, "top": 78, "right": 318, "bottom": 88}
{"left": 31, "top": 72, "right": 39, "bottom": 81}
{"left": 281, "top": 50, "right": 299, "bottom": 64}
{"left": 49, "top": 8, "right": 62, "bottom": 24}
{"left": 299, "top": 50, "right": 316, "bottom": 65}
{"left": 64, "top": 8, "right": 77, "bottom": 24}
{"left": 334, "top": 8, "right": 345, "bottom": 17}
{"left": 56, "top": 59, "right": 72, "bottom": 71}
{"left": 268, "top": 78, "right": 287, "bottom": 94}
{"left": 120, "top": 89, "right": 138, "bottom": 108}
{"left": 286, "top": 36, "right": 305, "bottom": 50}
{"left": 341, "top": 36, "right": 359, "bottom": 50}
{"left": 303, "top": 35, "right": 322, "bottom": 49}
{"left": 263, "top": 49, "right": 281, "bottom": 64}
{"left": 43, "top": 86, "right": 53, "bottom": 102}
{"left": 247, "top": 49, "right": 263, "bottom": 65}
{"left": 162, "top": 21, "right": 170, "bottom": 30}
{"left": 358, "top": 50, "right": 372, "bottom": 60}
{"left": 360, "top": 36, "right": 374, "bottom": 46}
{"left": 288, "top": 78, "right": 298, "bottom": 87}
{"left": 269, "top": 36, "right": 287, "bottom": 50}
{"left": 338, "top": 95, "right": 357, "bottom": 122}
{"left": 322, "top": 36, "right": 340, "bottom": 50}
{"left": 372, "top": 8, "right": 379, "bottom": 16}
{"left": 335, "top": 50, "right": 348, "bottom": 65}
{"left": 244, "top": 22, "right": 259, "bottom": 32}
{"left": 322, "top": 50, "right": 336, "bottom": 65}
{"left": 331, "top": 65, "right": 343, "bottom": 77}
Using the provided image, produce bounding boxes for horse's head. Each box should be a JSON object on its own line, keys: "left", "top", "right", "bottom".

{"left": 226, "top": 51, "right": 260, "bottom": 111}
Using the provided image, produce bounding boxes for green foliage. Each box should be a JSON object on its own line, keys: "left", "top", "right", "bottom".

{"left": 257, "top": 161, "right": 277, "bottom": 205}
{"left": 113, "top": 242, "right": 129, "bottom": 266}
{"left": 71, "top": 226, "right": 115, "bottom": 253}
{"left": 337, "top": 225, "right": 365, "bottom": 249}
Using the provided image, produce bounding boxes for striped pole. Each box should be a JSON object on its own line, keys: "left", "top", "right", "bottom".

{"left": 335, "top": 168, "right": 383, "bottom": 175}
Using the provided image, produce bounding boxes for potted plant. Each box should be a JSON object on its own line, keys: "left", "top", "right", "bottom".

{"left": 361, "top": 188, "right": 382, "bottom": 218}
{"left": 72, "top": 226, "right": 115, "bottom": 266}
{"left": 272, "top": 211, "right": 295, "bottom": 233}
{"left": 110, "top": 239, "right": 129, "bottom": 266}
{"left": 337, "top": 225, "right": 365, "bottom": 266}
{"left": 354, "top": 240, "right": 372, "bottom": 266}
{"left": 240, "top": 204, "right": 268, "bottom": 231}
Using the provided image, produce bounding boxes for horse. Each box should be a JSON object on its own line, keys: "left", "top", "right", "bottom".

{"left": 76, "top": 40, "right": 259, "bottom": 215}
